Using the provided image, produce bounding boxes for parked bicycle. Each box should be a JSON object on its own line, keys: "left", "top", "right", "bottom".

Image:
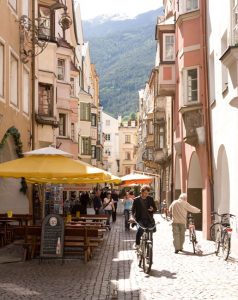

{"left": 187, "top": 213, "right": 198, "bottom": 254}
{"left": 210, "top": 212, "right": 236, "bottom": 260}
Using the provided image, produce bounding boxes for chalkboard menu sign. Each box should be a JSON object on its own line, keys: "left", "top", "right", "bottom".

{"left": 40, "top": 214, "right": 64, "bottom": 258}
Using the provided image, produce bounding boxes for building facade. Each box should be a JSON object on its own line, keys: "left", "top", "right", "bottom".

{"left": 101, "top": 112, "right": 119, "bottom": 175}
{"left": 118, "top": 118, "right": 138, "bottom": 176}
{"left": 0, "top": 0, "right": 32, "bottom": 213}
{"left": 207, "top": 0, "right": 238, "bottom": 255}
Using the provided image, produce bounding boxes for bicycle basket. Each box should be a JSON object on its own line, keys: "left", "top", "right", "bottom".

{"left": 221, "top": 214, "right": 230, "bottom": 226}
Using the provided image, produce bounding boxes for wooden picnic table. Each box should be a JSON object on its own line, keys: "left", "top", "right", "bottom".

{"left": 21, "top": 222, "right": 105, "bottom": 262}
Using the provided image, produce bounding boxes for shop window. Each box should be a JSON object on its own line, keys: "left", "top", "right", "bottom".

{"left": 38, "top": 83, "right": 53, "bottom": 116}
{"left": 10, "top": 53, "right": 18, "bottom": 107}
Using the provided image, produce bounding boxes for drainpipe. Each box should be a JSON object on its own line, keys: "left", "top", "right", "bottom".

{"left": 202, "top": 1, "right": 214, "bottom": 233}
{"left": 31, "top": 0, "right": 36, "bottom": 150}
{"left": 170, "top": 95, "right": 174, "bottom": 205}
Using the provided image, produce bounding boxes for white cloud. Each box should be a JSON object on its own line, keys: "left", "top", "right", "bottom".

{"left": 77, "top": 0, "right": 163, "bottom": 20}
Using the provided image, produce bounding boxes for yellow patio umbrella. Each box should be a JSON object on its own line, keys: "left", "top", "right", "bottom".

{"left": 101, "top": 173, "right": 121, "bottom": 184}
{"left": 0, "top": 154, "right": 110, "bottom": 184}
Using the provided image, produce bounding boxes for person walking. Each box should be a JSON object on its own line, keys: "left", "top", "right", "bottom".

{"left": 131, "top": 185, "right": 157, "bottom": 249}
{"left": 93, "top": 189, "right": 102, "bottom": 215}
{"left": 169, "top": 193, "right": 201, "bottom": 254}
{"left": 103, "top": 191, "right": 115, "bottom": 229}
{"left": 123, "top": 190, "right": 134, "bottom": 230}
{"left": 111, "top": 189, "right": 119, "bottom": 222}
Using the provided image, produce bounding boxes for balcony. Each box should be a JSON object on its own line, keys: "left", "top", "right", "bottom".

{"left": 154, "top": 148, "right": 170, "bottom": 165}
{"left": 35, "top": 114, "right": 59, "bottom": 128}
{"left": 142, "top": 149, "right": 158, "bottom": 169}
{"left": 179, "top": 103, "right": 203, "bottom": 147}
{"left": 158, "top": 64, "right": 176, "bottom": 96}
{"left": 220, "top": 46, "right": 238, "bottom": 68}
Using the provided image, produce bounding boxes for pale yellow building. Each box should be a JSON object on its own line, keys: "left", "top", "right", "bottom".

{"left": 118, "top": 119, "right": 138, "bottom": 176}
{"left": 0, "top": 0, "right": 33, "bottom": 213}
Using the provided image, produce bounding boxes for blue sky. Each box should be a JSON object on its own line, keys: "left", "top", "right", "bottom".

{"left": 77, "top": 0, "right": 163, "bottom": 20}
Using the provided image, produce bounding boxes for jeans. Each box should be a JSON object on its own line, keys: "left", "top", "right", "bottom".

{"left": 136, "top": 226, "right": 144, "bottom": 245}
{"left": 104, "top": 210, "right": 112, "bottom": 225}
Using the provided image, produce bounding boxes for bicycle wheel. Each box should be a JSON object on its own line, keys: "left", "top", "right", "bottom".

{"left": 143, "top": 242, "right": 153, "bottom": 274}
{"left": 210, "top": 223, "right": 220, "bottom": 241}
{"left": 215, "top": 226, "right": 222, "bottom": 255}
{"left": 137, "top": 245, "right": 143, "bottom": 268}
{"left": 189, "top": 228, "right": 196, "bottom": 253}
{"left": 222, "top": 231, "right": 231, "bottom": 261}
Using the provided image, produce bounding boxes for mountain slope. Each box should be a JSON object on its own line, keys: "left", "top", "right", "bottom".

{"left": 83, "top": 8, "right": 164, "bottom": 117}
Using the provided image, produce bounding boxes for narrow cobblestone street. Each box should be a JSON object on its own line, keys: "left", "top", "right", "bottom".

{"left": 0, "top": 212, "right": 237, "bottom": 300}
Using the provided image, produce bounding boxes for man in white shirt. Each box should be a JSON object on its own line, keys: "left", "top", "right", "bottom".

{"left": 169, "top": 193, "right": 201, "bottom": 253}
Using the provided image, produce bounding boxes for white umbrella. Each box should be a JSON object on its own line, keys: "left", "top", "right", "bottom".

{"left": 24, "top": 146, "right": 73, "bottom": 158}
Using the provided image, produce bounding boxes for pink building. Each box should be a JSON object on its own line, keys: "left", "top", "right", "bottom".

{"left": 161, "top": 0, "right": 212, "bottom": 236}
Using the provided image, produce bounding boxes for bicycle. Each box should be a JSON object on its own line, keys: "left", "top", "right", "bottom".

{"left": 132, "top": 221, "right": 157, "bottom": 274}
{"left": 187, "top": 213, "right": 198, "bottom": 254}
{"left": 210, "top": 212, "right": 236, "bottom": 260}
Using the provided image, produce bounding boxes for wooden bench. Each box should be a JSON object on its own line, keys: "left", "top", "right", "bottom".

{"left": 22, "top": 226, "right": 41, "bottom": 260}
{"left": 21, "top": 225, "right": 103, "bottom": 262}
{"left": 64, "top": 227, "right": 102, "bottom": 262}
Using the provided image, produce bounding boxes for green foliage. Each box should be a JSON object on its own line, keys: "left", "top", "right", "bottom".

{"left": 0, "top": 127, "right": 27, "bottom": 194}
{"left": 84, "top": 10, "right": 163, "bottom": 117}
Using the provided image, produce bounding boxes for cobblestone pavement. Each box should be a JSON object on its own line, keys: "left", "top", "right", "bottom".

{"left": 0, "top": 213, "right": 238, "bottom": 300}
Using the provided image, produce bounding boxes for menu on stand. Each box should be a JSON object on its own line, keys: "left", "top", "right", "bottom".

{"left": 40, "top": 214, "right": 64, "bottom": 258}
{"left": 44, "top": 184, "right": 63, "bottom": 217}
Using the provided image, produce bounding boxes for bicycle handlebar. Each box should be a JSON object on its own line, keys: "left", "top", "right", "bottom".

{"left": 211, "top": 212, "right": 236, "bottom": 218}
{"left": 128, "top": 218, "right": 159, "bottom": 230}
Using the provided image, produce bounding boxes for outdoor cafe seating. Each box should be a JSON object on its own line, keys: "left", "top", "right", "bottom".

{"left": 0, "top": 213, "right": 108, "bottom": 263}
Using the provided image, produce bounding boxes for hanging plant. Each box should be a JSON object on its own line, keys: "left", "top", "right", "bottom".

{"left": 0, "top": 126, "right": 27, "bottom": 194}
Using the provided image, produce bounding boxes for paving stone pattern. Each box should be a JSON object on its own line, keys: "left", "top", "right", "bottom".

{"left": 0, "top": 213, "right": 237, "bottom": 300}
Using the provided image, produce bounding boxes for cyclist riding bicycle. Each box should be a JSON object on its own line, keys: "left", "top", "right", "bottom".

{"left": 123, "top": 190, "right": 134, "bottom": 230}
{"left": 131, "top": 185, "right": 157, "bottom": 249}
